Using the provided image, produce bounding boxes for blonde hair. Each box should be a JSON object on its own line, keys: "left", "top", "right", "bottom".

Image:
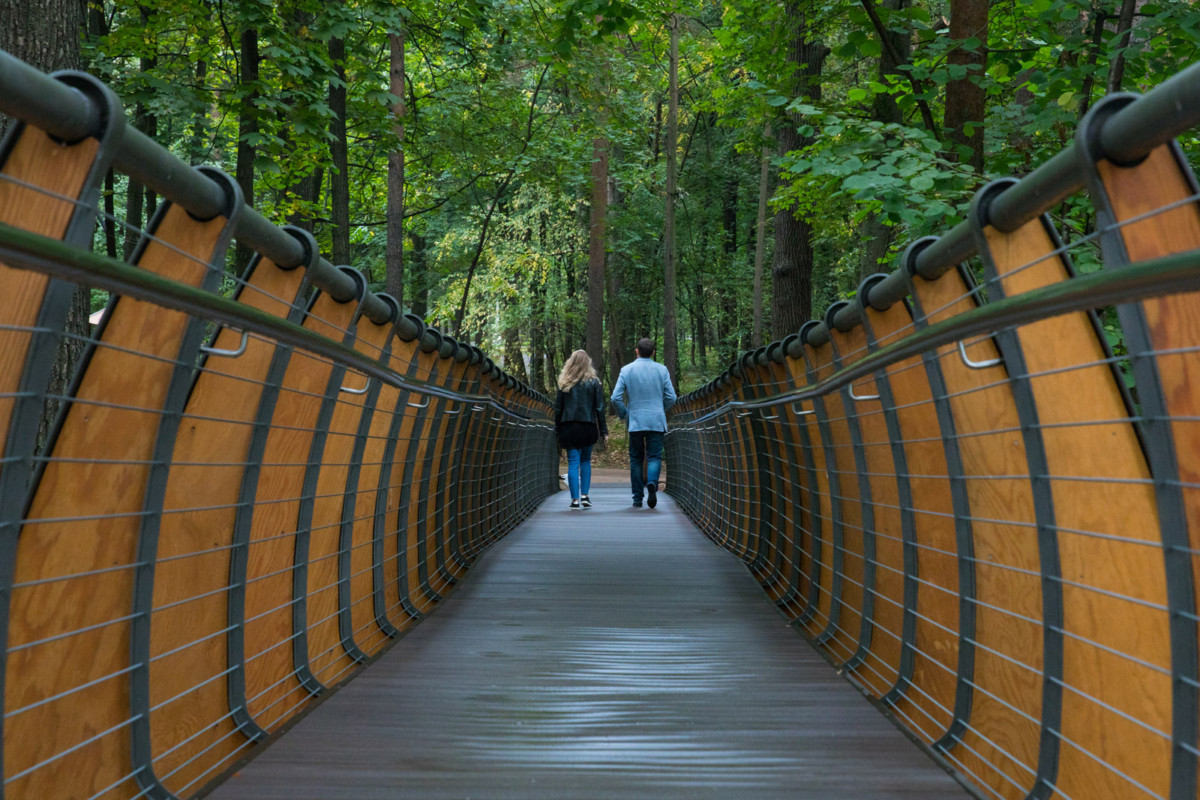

{"left": 557, "top": 349, "right": 598, "bottom": 391}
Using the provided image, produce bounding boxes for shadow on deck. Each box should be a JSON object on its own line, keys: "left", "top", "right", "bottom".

{"left": 206, "top": 486, "right": 972, "bottom": 800}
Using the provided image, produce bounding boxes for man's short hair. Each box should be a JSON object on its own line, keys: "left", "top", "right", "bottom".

{"left": 636, "top": 337, "right": 655, "bottom": 357}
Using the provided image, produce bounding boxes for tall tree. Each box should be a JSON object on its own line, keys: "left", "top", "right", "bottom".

{"left": 234, "top": 25, "right": 260, "bottom": 273}
{"left": 752, "top": 129, "right": 770, "bottom": 348}
{"left": 662, "top": 14, "right": 681, "bottom": 383}
{"left": 945, "top": 0, "right": 988, "bottom": 172}
{"left": 329, "top": 32, "right": 352, "bottom": 265}
{"left": 386, "top": 28, "right": 405, "bottom": 306}
{"left": 771, "top": 1, "right": 826, "bottom": 336}
{"left": 586, "top": 135, "right": 608, "bottom": 368}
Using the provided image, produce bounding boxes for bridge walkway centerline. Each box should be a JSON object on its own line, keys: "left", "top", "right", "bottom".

{"left": 205, "top": 484, "right": 973, "bottom": 800}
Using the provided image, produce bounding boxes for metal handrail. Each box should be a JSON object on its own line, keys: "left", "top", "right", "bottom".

{"left": 678, "top": 246, "right": 1200, "bottom": 426}
{"left": 0, "top": 221, "right": 550, "bottom": 425}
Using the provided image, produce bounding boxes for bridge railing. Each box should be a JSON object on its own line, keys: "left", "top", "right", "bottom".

{"left": 0, "top": 52, "right": 558, "bottom": 799}
{"left": 667, "top": 65, "right": 1200, "bottom": 800}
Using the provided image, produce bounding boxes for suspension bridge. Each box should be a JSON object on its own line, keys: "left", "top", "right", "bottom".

{"left": 0, "top": 48, "right": 1197, "bottom": 800}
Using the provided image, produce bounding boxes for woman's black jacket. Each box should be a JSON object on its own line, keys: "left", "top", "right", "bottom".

{"left": 554, "top": 378, "right": 608, "bottom": 438}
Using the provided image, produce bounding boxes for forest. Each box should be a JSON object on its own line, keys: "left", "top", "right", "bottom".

{"left": 4, "top": 0, "right": 1200, "bottom": 395}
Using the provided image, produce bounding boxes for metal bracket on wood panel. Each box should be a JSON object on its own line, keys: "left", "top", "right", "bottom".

{"left": 956, "top": 337, "right": 1003, "bottom": 370}
{"left": 340, "top": 376, "right": 371, "bottom": 394}
{"left": 200, "top": 328, "right": 249, "bottom": 358}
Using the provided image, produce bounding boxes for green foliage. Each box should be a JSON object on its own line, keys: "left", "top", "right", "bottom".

{"left": 82, "top": 0, "right": 1200, "bottom": 393}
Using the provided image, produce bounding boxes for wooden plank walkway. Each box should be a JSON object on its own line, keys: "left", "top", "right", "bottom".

{"left": 206, "top": 484, "right": 974, "bottom": 800}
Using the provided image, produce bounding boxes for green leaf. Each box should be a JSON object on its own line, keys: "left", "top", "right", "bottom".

{"left": 765, "top": 94, "right": 790, "bottom": 106}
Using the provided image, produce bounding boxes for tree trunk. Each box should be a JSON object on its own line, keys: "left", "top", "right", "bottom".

{"left": 858, "top": 1, "right": 907, "bottom": 281}
{"left": 386, "top": 30, "right": 406, "bottom": 306}
{"left": 329, "top": 35, "right": 352, "bottom": 266}
{"left": 124, "top": 15, "right": 158, "bottom": 259}
{"left": 605, "top": 171, "right": 625, "bottom": 390}
{"left": 530, "top": 279, "right": 547, "bottom": 394}
{"left": 771, "top": 1, "right": 827, "bottom": 337}
{"left": 409, "top": 232, "right": 428, "bottom": 319}
{"left": 1106, "top": 0, "right": 1138, "bottom": 94}
{"left": 945, "top": 0, "right": 988, "bottom": 172}
{"left": 234, "top": 27, "right": 259, "bottom": 273}
{"left": 189, "top": 58, "right": 209, "bottom": 164}
{"left": 662, "top": 15, "right": 681, "bottom": 384}
{"left": 752, "top": 131, "right": 770, "bottom": 348}
{"left": 586, "top": 135, "right": 607, "bottom": 368}
{"left": 503, "top": 314, "right": 529, "bottom": 383}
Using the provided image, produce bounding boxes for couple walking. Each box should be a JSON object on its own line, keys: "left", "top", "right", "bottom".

{"left": 554, "top": 338, "right": 677, "bottom": 510}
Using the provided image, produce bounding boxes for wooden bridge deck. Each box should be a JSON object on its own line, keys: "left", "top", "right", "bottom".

{"left": 205, "top": 484, "right": 973, "bottom": 800}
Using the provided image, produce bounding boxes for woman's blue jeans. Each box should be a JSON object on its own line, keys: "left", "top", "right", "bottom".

{"left": 567, "top": 446, "right": 593, "bottom": 500}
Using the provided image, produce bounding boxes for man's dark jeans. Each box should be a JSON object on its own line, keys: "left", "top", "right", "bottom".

{"left": 628, "top": 430, "right": 664, "bottom": 502}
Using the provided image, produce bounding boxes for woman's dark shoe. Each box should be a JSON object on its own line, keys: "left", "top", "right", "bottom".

{"left": 581, "top": 495, "right": 592, "bottom": 508}
{"left": 569, "top": 499, "right": 581, "bottom": 510}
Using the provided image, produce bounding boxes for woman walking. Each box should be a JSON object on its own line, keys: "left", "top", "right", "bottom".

{"left": 555, "top": 350, "right": 608, "bottom": 510}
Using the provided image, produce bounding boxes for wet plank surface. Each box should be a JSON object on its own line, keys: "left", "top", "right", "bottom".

{"left": 207, "top": 485, "right": 973, "bottom": 800}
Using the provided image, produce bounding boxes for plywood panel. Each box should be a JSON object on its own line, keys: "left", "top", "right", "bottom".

{"left": 0, "top": 128, "right": 100, "bottom": 483}
{"left": 241, "top": 292, "right": 358, "bottom": 731}
{"left": 1095, "top": 145, "right": 1200, "bottom": 799}
{"left": 831, "top": 324, "right": 904, "bottom": 699}
{"left": 306, "top": 313, "right": 393, "bottom": 687}
{"left": 783, "top": 355, "right": 834, "bottom": 641}
{"left": 910, "top": 269, "right": 1041, "bottom": 800}
{"left": 863, "top": 301, "right": 959, "bottom": 745}
{"left": 149, "top": 259, "right": 307, "bottom": 795}
{"left": 7, "top": 204, "right": 227, "bottom": 800}
{"left": 807, "top": 341, "right": 865, "bottom": 666}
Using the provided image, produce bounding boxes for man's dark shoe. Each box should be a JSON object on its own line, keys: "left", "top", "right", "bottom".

{"left": 632, "top": 500, "right": 643, "bottom": 508}
{"left": 646, "top": 482, "right": 658, "bottom": 509}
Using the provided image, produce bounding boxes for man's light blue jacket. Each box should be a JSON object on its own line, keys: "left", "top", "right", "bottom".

{"left": 610, "top": 357, "right": 677, "bottom": 432}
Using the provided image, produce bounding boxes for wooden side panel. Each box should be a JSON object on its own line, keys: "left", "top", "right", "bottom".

{"left": 832, "top": 324, "right": 905, "bottom": 699}
{"left": 376, "top": 341, "right": 422, "bottom": 629}
{"left": 241, "top": 293, "right": 356, "bottom": 731}
{"left": 784, "top": 356, "right": 834, "bottom": 640}
{"left": 150, "top": 260, "right": 306, "bottom": 795}
{"left": 6, "top": 206, "right": 227, "bottom": 800}
{"left": 0, "top": 129, "right": 100, "bottom": 480}
{"left": 809, "top": 341, "right": 865, "bottom": 665}
{"left": 348, "top": 375, "right": 404, "bottom": 657}
{"left": 1096, "top": 144, "right": 1200, "bottom": 799}
{"left": 911, "top": 269, "right": 1041, "bottom": 800}
{"left": 864, "top": 302, "right": 959, "bottom": 744}
{"left": 399, "top": 352, "right": 441, "bottom": 614}
{"left": 305, "top": 314, "right": 392, "bottom": 687}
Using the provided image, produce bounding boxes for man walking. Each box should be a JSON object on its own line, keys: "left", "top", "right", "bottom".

{"left": 610, "top": 337, "right": 677, "bottom": 508}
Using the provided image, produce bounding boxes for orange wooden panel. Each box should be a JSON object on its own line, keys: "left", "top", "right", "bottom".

{"left": 306, "top": 312, "right": 393, "bottom": 687}
{"left": 241, "top": 292, "right": 357, "bottom": 732}
{"left": 7, "top": 204, "right": 229, "bottom": 800}
{"left": 0, "top": 128, "right": 100, "bottom": 483}
{"left": 770, "top": 358, "right": 818, "bottom": 622}
{"left": 783, "top": 354, "right": 834, "bottom": 640}
{"left": 831, "top": 324, "right": 904, "bottom": 699}
{"left": 149, "top": 259, "right": 307, "bottom": 795}
{"left": 376, "top": 338, "right": 423, "bottom": 631}
{"left": 910, "top": 269, "right": 1041, "bottom": 800}
{"left": 863, "top": 301, "right": 959, "bottom": 744}
{"left": 347, "top": 366, "right": 407, "bottom": 658}
{"left": 808, "top": 340, "right": 865, "bottom": 666}
{"left": 1094, "top": 144, "right": 1200, "bottom": 798}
